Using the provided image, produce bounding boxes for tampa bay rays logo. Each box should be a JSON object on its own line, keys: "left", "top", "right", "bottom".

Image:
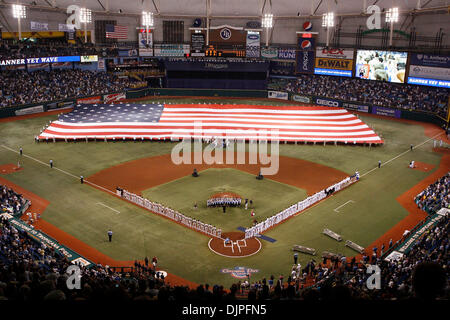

{"left": 220, "top": 28, "right": 232, "bottom": 40}
{"left": 221, "top": 266, "right": 259, "bottom": 279}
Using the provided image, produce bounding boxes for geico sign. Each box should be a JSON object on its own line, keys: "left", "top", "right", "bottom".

{"left": 316, "top": 99, "right": 340, "bottom": 107}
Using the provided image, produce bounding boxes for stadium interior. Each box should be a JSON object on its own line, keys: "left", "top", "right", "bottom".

{"left": 0, "top": 0, "right": 449, "bottom": 309}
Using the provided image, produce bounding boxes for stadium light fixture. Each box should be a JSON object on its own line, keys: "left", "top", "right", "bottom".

{"left": 12, "top": 4, "right": 26, "bottom": 19}
{"left": 142, "top": 11, "right": 154, "bottom": 46}
{"left": 12, "top": 4, "right": 26, "bottom": 40}
{"left": 262, "top": 13, "right": 273, "bottom": 28}
{"left": 322, "top": 12, "right": 334, "bottom": 47}
{"left": 385, "top": 7, "right": 399, "bottom": 23}
{"left": 262, "top": 13, "right": 273, "bottom": 46}
{"left": 385, "top": 7, "right": 399, "bottom": 46}
{"left": 80, "top": 8, "right": 92, "bottom": 43}
{"left": 322, "top": 12, "right": 334, "bottom": 28}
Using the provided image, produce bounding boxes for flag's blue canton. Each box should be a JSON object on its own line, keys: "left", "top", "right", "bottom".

{"left": 59, "top": 104, "right": 164, "bottom": 123}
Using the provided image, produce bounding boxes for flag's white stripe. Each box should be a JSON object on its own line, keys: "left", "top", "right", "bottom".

{"left": 159, "top": 117, "right": 363, "bottom": 125}
{"left": 56, "top": 118, "right": 364, "bottom": 126}
{"left": 163, "top": 107, "right": 348, "bottom": 115}
{"left": 48, "top": 123, "right": 370, "bottom": 132}
{"left": 51, "top": 121, "right": 369, "bottom": 130}
{"left": 43, "top": 127, "right": 377, "bottom": 137}
{"left": 39, "top": 132, "right": 382, "bottom": 142}
{"left": 160, "top": 113, "right": 355, "bottom": 120}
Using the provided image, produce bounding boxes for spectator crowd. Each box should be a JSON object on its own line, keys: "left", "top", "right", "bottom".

{"left": 0, "top": 69, "right": 133, "bottom": 107}
{"left": 1, "top": 185, "right": 27, "bottom": 216}
{"left": 0, "top": 179, "right": 448, "bottom": 301}
{"left": 415, "top": 172, "right": 450, "bottom": 214}
{"left": 269, "top": 75, "right": 449, "bottom": 118}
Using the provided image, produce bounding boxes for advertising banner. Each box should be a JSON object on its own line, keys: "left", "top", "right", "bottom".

{"left": 268, "top": 91, "right": 289, "bottom": 100}
{"left": 316, "top": 47, "right": 354, "bottom": 59}
{"left": 246, "top": 32, "right": 260, "bottom": 58}
{"left": 409, "top": 53, "right": 450, "bottom": 69}
{"left": 139, "top": 48, "right": 154, "bottom": 57}
{"left": 47, "top": 101, "right": 74, "bottom": 110}
{"left": 261, "top": 47, "right": 278, "bottom": 59}
{"left": 407, "top": 77, "right": 450, "bottom": 89}
{"left": 296, "top": 37, "right": 316, "bottom": 74}
{"left": 314, "top": 97, "right": 341, "bottom": 108}
{"left": 315, "top": 58, "right": 353, "bottom": 70}
{"left": 58, "top": 23, "right": 75, "bottom": 32}
{"left": 154, "top": 44, "right": 190, "bottom": 57}
{"left": 191, "top": 33, "right": 205, "bottom": 56}
{"left": 0, "top": 213, "right": 92, "bottom": 267}
{"left": 76, "top": 96, "right": 101, "bottom": 104}
{"left": 292, "top": 94, "right": 312, "bottom": 104}
{"left": 408, "top": 65, "right": 450, "bottom": 81}
{"left": 138, "top": 32, "right": 153, "bottom": 48}
{"left": 372, "top": 106, "right": 401, "bottom": 118}
{"left": 342, "top": 102, "right": 369, "bottom": 113}
{"left": 104, "top": 93, "right": 126, "bottom": 103}
{"left": 277, "top": 49, "right": 296, "bottom": 60}
{"left": 314, "top": 68, "right": 352, "bottom": 77}
{"left": 97, "top": 58, "right": 105, "bottom": 71}
{"left": 118, "top": 49, "right": 138, "bottom": 57}
{"left": 296, "top": 50, "right": 315, "bottom": 74}
{"left": 30, "top": 21, "right": 49, "bottom": 31}
{"left": 80, "top": 55, "right": 98, "bottom": 63}
{"left": 0, "top": 56, "right": 80, "bottom": 66}
{"left": 314, "top": 57, "right": 353, "bottom": 77}
{"left": 15, "top": 105, "right": 44, "bottom": 116}
{"left": 355, "top": 50, "right": 407, "bottom": 83}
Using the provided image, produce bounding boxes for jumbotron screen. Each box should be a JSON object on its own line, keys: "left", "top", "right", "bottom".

{"left": 355, "top": 50, "right": 408, "bottom": 83}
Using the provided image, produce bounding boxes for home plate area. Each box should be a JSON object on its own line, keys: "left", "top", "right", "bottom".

{"left": 208, "top": 232, "right": 261, "bottom": 258}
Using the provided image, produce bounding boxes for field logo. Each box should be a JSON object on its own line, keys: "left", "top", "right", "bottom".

{"left": 170, "top": 122, "right": 280, "bottom": 175}
{"left": 366, "top": 265, "right": 381, "bottom": 289}
{"left": 221, "top": 267, "right": 259, "bottom": 279}
{"left": 220, "top": 28, "right": 232, "bottom": 40}
{"left": 66, "top": 265, "right": 82, "bottom": 290}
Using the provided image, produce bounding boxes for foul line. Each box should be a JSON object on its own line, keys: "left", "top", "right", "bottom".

{"left": 334, "top": 200, "right": 355, "bottom": 213}
{"left": 96, "top": 202, "right": 120, "bottom": 214}
{"left": 360, "top": 132, "right": 444, "bottom": 178}
{"left": 1, "top": 144, "right": 116, "bottom": 196}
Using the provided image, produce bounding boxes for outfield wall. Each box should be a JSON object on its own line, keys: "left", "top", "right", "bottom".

{"left": 0, "top": 87, "right": 447, "bottom": 130}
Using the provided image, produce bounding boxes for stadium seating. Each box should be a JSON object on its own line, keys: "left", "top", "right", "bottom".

{"left": 269, "top": 75, "right": 449, "bottom": 118}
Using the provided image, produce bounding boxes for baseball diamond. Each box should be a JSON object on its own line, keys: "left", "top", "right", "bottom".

{"left": 0, "top": 2, "right": 449, "bottom": 309}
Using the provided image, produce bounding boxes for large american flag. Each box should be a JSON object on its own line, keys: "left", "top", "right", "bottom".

{"left": 38, "top": 103, "right": 383, "bottom": 144}
{"left": 105, "top": 24, "right": 128, "bottom": 39}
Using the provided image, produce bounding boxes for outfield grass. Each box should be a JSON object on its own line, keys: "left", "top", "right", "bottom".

{"left": 141, "top": 167, "right": 307, "bottom": 231}
{"left": 0, "top": 97, "right": 447, "bottom": 286}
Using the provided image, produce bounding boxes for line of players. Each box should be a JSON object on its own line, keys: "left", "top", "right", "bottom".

{"left": 207, "top": 197, "right": 242, "bottom": 208}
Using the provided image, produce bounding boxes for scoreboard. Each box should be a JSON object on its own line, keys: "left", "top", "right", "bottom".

{"left": 205, "top": 45, "right": 246, "bottom": 57}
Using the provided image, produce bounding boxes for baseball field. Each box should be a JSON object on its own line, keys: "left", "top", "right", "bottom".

{"left": 0, "top": 96, "right": 449, "bottom": 287}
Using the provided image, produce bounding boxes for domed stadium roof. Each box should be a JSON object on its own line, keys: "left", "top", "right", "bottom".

{"left": 7, "top": 0, "right": 450, "bottom": 18}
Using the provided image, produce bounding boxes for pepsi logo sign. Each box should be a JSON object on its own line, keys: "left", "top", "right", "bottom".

{"left": 303, "top": 21, "right": 312, "bottom": 31}
{"left": 301, "top": 40, "right": 312, "bottom": 50}
{"left": 220, "top": 28, "right": 232, "bottom": 40}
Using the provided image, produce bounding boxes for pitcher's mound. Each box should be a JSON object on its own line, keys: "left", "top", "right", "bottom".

{"left": 208, "top": 232, "right": 261, "bottom": 258}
